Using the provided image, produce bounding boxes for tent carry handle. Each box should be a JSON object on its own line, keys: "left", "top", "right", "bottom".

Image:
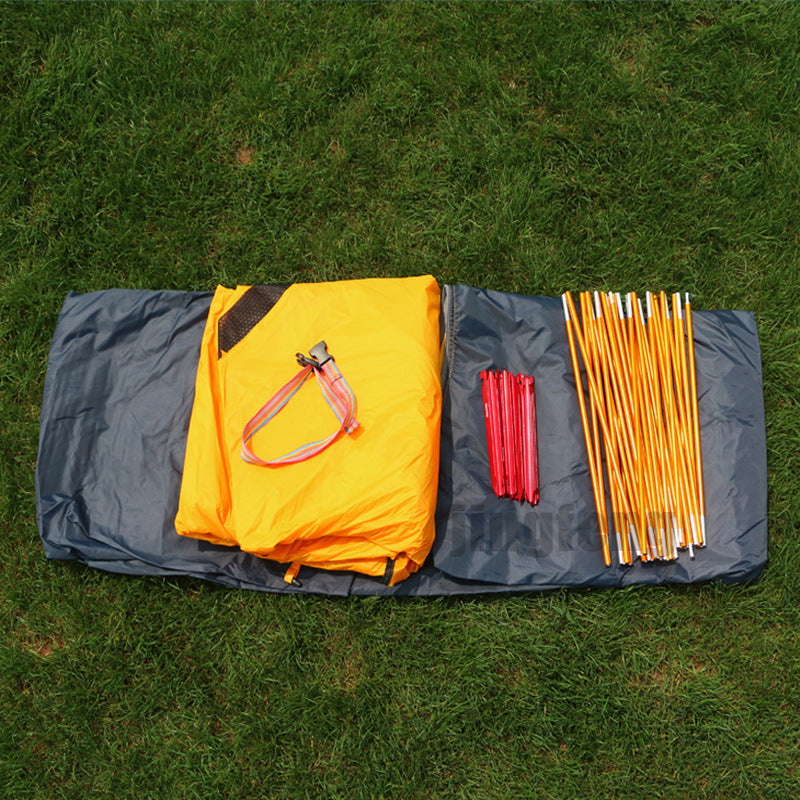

{"left": 241, "top": 341, "right": 359, "bottom": 466}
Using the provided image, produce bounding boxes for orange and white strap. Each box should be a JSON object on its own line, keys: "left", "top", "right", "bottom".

{"left": 241, "top": 341, "right": 359, "bottom": 466}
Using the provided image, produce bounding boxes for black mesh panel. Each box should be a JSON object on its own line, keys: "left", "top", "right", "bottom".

{"left": 217, "top": 284, "right": 290, "bottom": 356}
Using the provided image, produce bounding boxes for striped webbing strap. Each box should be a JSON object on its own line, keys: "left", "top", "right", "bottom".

{"left": 241, "top": 341, "right": 359, "bottom": 466}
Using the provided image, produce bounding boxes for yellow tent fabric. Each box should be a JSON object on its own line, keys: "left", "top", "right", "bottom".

{"left": 175, "top": 276, "right": 443, "bottom": 585}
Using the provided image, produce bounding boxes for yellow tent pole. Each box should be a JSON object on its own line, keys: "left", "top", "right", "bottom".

{"left": 562, "top": 293, "right": 611, "bottom": 566}
{"left": 648, "top": 292, "right": 679, "bottom": 558}
{"left": 581, "top": 292, "right": 611, "bottom": 561}
{"left": 583, "top": 292, "right": 631, "bottom": 564}
{"left": 564, "top": 291, "right": 634, "bottom": 564}
{"left": 636, "top": 295, "right": 668, "bottom": 558}
{"left": 626, "top": 292, "right": 655, "bottom": 559}
{"left": 592, "top": 292, "right": 636, "bottom": 563}
{"left": 630, "top": 294, "right": 662, "bottom": 559}
{"left": 685, "top": 294, "right": 706, "bottom": 546}
{"left": 658, "top": 292, "right": 689, "bottom": 552}
{"left": 672, "top": 294, "right": 701, "bottom": 551}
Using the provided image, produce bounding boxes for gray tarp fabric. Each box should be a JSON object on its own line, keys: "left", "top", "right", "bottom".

{"left": 35, "top": 284, "right": 768, "bottom": 596}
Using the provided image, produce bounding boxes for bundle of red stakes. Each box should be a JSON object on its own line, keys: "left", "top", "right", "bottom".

{"left": 480, "top": 370, "right": 539, "bottom": 505}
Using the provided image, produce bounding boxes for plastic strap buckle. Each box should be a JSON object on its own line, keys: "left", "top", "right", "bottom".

{"left": 295, "top": 340, "right": 333, "bottom": 370}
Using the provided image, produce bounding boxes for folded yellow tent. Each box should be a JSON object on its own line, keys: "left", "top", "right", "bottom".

{"left": 175, "top": 275, "right": 443, "bottom": 585}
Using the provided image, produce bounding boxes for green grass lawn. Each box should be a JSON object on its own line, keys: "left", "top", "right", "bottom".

{"left": 2, "top": 3, "right": 800, "bottom": 798}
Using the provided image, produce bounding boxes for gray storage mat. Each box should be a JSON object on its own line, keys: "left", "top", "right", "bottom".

{"left": 432, "top": 285, "right": 767, "bottom": 590}
{"left": 35, "top": 285, "right": 767, "bottom": 595}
